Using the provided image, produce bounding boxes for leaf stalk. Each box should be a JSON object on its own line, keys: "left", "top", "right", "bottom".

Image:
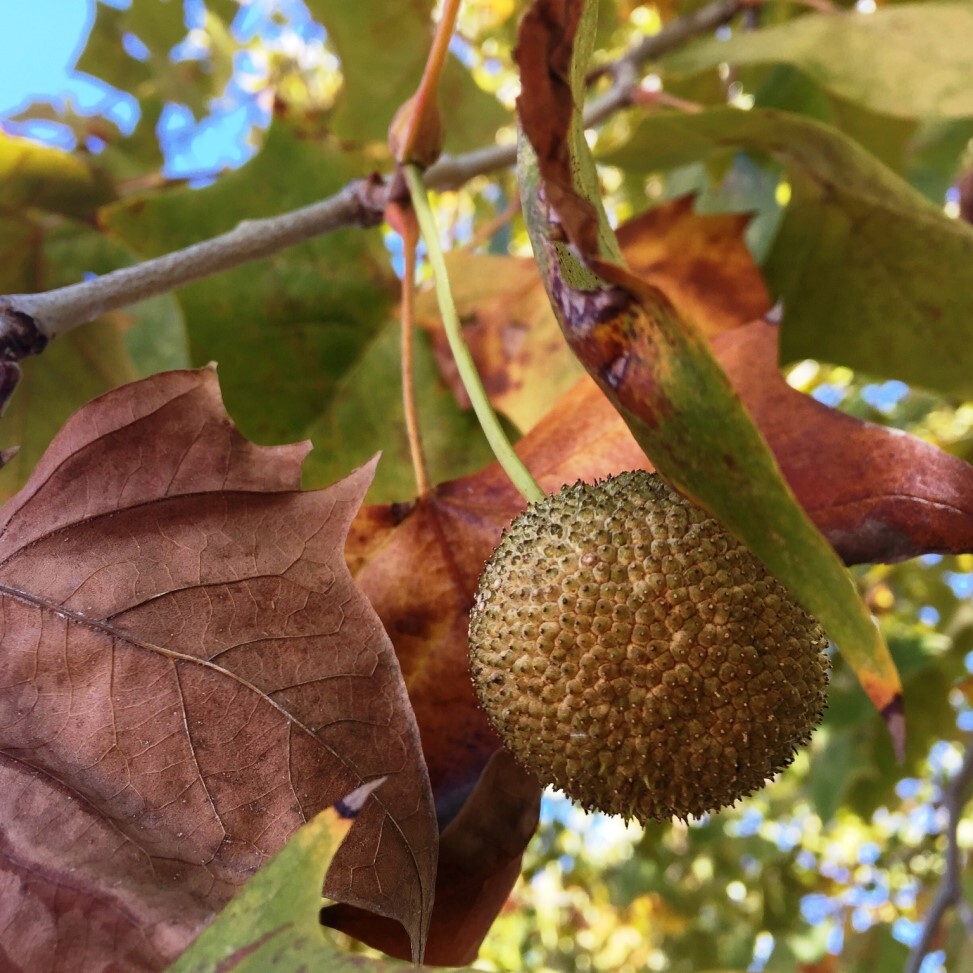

{"left": 403, "top": 164, "right": 544, "bottom": 504}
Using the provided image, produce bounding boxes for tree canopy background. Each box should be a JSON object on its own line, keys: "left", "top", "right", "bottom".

{"left": 2, "top": 1, "right": 973, "bottom": 971}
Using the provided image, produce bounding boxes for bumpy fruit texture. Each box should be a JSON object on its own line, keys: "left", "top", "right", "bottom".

{"left": 468, "top": 471, "right": 829, "bottom": 822}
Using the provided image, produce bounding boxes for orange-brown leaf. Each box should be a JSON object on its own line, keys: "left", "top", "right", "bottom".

{"left": 716, "top": 320, "right": 973, "bottom": 563}
{"left": 0, "top": 368, "right": 436, "bottom": 970}
{"left": 323, "top": 749, "right": 542, "bottom": 965}
{"left": 617, "top": 197, "right": 771, "bottom": 337}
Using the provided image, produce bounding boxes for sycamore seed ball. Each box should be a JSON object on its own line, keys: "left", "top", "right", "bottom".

{"left": 468, "top": 471, "right": 829, "bottom": 822}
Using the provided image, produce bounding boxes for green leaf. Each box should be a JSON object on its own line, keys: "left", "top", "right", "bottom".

{"left": 665, "top": 2, "right": 973, "bottom": 120}
{"left": 0, "top": 217, "right": 187, "bottom": 502}
{"left": 167, "top": 807, "right": 369, "bottom": 972}
{"left": 518, "top": 2, "right": 902, "bottom": 728}
{"left": 77, "top": 0, "right": 214, "bottom": 118}
{"left": 312, "top": 0, "right": 507, "bottom": 151}
{"left": 0, "top": 133, "right": 114, "bottom": 217}
{"left": 102, "top": 122, "right": 395, "bottom": 446}
{"left": 302, "top": 320, "right": 500, "bottom": 502}
{"left": 603, "top": 106, "right": 973, "bottom": 397}
{"left": 749, "top": 63, "right": 919, "bottom": 176}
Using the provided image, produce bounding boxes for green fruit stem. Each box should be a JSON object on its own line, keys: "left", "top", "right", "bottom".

{"left": 404, "top": 164, "right": 544, "bottom": 504}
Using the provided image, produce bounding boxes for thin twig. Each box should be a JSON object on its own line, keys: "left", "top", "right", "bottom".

{"left": 0, "top": 0, "right": 747, "bottom": 372}
{"left": 584, "top": 0, "right": 747, "bottom": 127}
{"left": 905, "top": 741, "right": 973, "bottom": 973}
{"left": 461, "top": 195, "right": 522, "bottom": 252}
{"left": 0, "top": 179, "right": 385, "bottom": 344}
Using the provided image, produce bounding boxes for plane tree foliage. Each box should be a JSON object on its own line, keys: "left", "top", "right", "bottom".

{"left": 2, "top": 1, "right": 973, "bottom": 971}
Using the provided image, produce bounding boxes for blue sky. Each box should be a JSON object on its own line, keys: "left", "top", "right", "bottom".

{"left": 0, "top": 1, "right": 110, "bottom": 118}
{"left": 0, "top": 1, "right": 333, "bottom": 179}
{"left": 0, "top": 0, "right": 269, "bottom": 178}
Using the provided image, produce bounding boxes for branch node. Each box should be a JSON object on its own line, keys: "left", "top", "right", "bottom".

{"left": 0, "top": 302, "right": 49, "bottom": 361}
{"left": 354, "top": 174, "right": 392, "bottom": 225}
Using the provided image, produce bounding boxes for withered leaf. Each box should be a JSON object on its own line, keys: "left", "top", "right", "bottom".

{"left": 323, "top": 749, "right": 542, "bottom": 965}
{"left": 0, "top": 368, "right": 436, "bottom": 970}
{"left": 715, "top": 320, "right": 973, "bottom": 565}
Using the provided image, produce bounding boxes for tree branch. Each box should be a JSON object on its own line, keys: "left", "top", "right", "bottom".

{"left": 0, "top": 0, "right": 746, "bottom": 394}
{"left": 905, "top": 741, "right": 973, "bottom": 973}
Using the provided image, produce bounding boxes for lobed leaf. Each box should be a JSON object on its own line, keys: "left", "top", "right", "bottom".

{"left": 102, "top": 123, "right": 396, "bottom": 447}
{"left": 0, "top": 369, "right": 436, "bottom": 969}
{"left": 333, "top": 323, "right": 973, "bottom": 958}
{"left": 77, "top": 0, "right": 226, "bottom": 121}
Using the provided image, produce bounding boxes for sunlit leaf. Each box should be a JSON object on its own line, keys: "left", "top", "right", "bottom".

{"left": 665, "top": 3, "right": 973, "bottom": 119}
{"left": 604, "top": 106, "right": 973, "bottom": 397}
{"left": 312, "top": 0, "right": 507, "bottom": 152}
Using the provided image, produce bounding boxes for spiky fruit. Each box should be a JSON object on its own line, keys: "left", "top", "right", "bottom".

{"left": 468, "top": 471, "right": 829, "bottom": 822}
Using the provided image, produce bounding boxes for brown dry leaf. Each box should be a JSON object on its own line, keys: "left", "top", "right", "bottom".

{"left": 323, "top": 748, "right": 542, "bottom": 965}
{"left": 417, "top": 199, "right": 768, "bottom": 434}
{"left": 617, "top": 197, "right": 771, "bottom": 338}
{"left": 0, "top": 368, "right": 436, "bottom": 971}
{"left": 715, "top": 320, "right": 973, "bottom": 564}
